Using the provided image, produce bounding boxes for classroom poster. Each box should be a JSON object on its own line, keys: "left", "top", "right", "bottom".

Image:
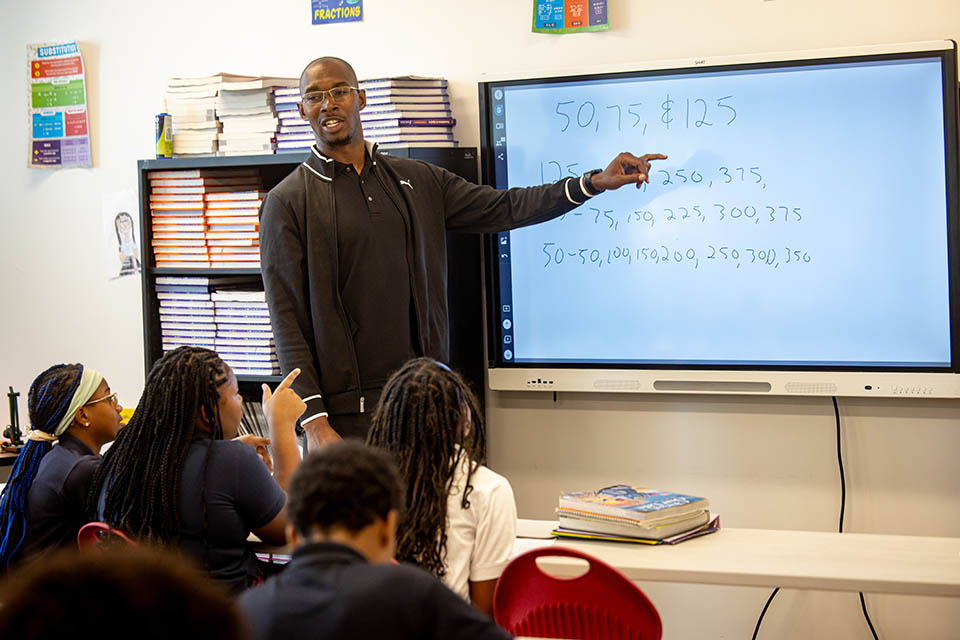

{"left": 27, "top": 41, "right": 92, "bottom": 169}
{"left": 533, "top": 0, "right": 608, "bottom": 34}
{"left": 102, "top": 189, "right": 141, "bottom": 280}
{"left": 312, "top": 0, "right": 363, "bottom": 25}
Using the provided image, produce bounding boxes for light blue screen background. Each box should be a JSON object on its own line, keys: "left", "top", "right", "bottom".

{"left": 498, "top": 58, "right": 950, "bottom": 366}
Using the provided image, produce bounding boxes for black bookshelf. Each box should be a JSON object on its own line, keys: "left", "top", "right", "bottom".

{"left": 137, "top": 148, "right": 486, "bottom": 403}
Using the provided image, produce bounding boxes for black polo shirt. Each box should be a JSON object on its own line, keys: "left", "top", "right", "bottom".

{"left": 333, "top": 151, "right": 418, "bottom": 391}
{"left": 238, "top": 541, "right": 512, "bottom": 640}
{"left": 18, "top": 434, "right": 99, "bottom": 563}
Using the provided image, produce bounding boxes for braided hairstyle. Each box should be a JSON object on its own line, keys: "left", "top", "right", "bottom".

{"left": 0, "top": 364, "right": 84, "bottom": 570}
{"left": 88, "top": 347, "right": 226, "bottom": 547}
{"left": 366, "top": 357, "right": 485, "bottom": 578}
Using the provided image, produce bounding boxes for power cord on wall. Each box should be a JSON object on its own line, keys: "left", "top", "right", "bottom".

{"left": 751, "top": 397, "right": 879, "bottom": 639}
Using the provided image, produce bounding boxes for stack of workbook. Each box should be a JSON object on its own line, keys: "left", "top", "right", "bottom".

{"left": 274, "top": 87, "right": 313, "bottom": 151}
{"left": 147, "top": 168, "right": 262, "bottom": 268}
{"left": 272, "top": 76, "right": 458, "bottom": 152}
{"left": 211, "top": 289, "right": 280, "bottom": 375}
{"left": 205, "top": 189, "right": 265, "bottom": 267}
{"left": 217, "top": 77, "right": 297, "bottom": 156}
{"left": 554, "top": 484, "right": 718, "bottom": 544}
{"left": 164, "top": 74, "right": 265, "bottom": 156}
{"left": 358, "top": 76, "right": 457, "bottom": 148}
{"left": 157, "top": 275, "right": 261, "bottom": 353}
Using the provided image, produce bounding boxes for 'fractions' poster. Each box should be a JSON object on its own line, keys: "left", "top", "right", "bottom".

{"left": 312, "top": 0, "right": 363, "bottom": 25}
{"left": 27, "top": 41, "right": 92, "bottom": 169}
{"left": 533, "top": 0, "right": 608, "bottom": 34}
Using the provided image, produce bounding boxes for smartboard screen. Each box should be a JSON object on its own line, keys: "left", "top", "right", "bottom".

{"left": 481, "top": 44, "right": 959, "bottom": 374}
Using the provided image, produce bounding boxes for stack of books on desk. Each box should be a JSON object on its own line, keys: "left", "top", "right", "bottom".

{"left": 359, "top": 76, "right": 457, "bottom": 148}
{"left": 148, "top": 168, "right": 262, "bottom": 268}
{"left": 555, "top": 484, "right": 718, "bottom": 545}
{"left": 217, "top": 77, "right": 297, "bottom": 156}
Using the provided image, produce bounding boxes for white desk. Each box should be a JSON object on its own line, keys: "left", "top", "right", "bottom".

{"left": 517, "top": 521, "right": 960, "bottom": 597}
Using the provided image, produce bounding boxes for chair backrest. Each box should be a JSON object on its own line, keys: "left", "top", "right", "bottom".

{"left": 77, "top": 522, "right": 136, "bottom": 553}
{"left": 493, "top": 546, "right": 662, "bottom": 640}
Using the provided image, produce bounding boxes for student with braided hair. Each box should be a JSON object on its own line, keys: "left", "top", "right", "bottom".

{"left": 366, "top": 357, "right": 518, "bottom": 617}
{"left": 0, "top": 363, "right": 123, "bottom": 570}
{"left": 89, "top": 346, "right": 308, "bottom": 592}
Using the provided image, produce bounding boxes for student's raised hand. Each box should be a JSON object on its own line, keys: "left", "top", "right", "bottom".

{"left": 262, "top": 368, "right": 306, "bottom": 430}
{"left": 592, "top": 152, "right": 668, "bottom": 191}
{"left": 233, "top": 434, "right": 273, "bottom": 472}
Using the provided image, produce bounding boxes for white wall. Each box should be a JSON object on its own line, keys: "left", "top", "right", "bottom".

{"left": 2, "top": 1, "right": 958, "bottom": 638}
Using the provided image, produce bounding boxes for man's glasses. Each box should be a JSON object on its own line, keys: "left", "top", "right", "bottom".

{"left": 301, "top": 86, "right": 359, "bottom": 105}
{"left": 84, "top": 392, "right": 119, "bottom": 408}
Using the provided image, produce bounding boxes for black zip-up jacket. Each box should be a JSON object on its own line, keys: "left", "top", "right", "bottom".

{"left": 259, "top": 143, "right": 596, "bottom": 421}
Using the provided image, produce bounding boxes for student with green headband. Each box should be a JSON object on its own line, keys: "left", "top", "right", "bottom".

{"left": 0, "top": 363, "right": 124, "bottom": 570}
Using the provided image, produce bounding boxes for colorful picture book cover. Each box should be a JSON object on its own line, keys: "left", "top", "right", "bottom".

{"left": 560, "top": 485, "right": 708, "bottom": 518}
{"left": 27, "top": 41, "right": 91, "bottom": 169}
{"left": 312, "top": 0, "right": 362, "bottom": 25}
{"left": 533, "top": 0, "right": 608, "bottom": 34}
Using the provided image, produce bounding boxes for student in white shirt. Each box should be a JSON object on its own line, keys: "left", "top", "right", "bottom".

{"left": 367, "top": 358, "right": 517, "bottom": 617}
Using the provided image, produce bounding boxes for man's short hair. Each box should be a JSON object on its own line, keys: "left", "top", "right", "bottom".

{"left": 0, "top": 548, "right": 245, "bottom": 640}
{"left": 299, "top": 56, "right": 358, "bottom": 91}
{"left": 287, "top": 439, "right": 403, "bottom": 536}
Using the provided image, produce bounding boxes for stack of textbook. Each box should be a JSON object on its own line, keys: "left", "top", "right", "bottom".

{"left": 272, "top": 75, "right": 458, "bottom": 152}
{"left": 164, "top": 74, "right": 259, "bottom": 156}
{"left": 212, "top": 289, "right": 279, "bottom": 375}
{"left": 157, "top": 275, "right": 259, "bottom": 353}
{"left": 217, "top": 77, "right": 297, "bottom": 156}
{"left": 359, "top": 76, "right": 456, "bottom": 148}
{"left": 554, "top": 484, "right": 719, "bottom": 544}
{"left": 156, "top": 277, "right": 279, "bottom": 376}
{"left": 148, "top": 168, "right": 262, "bottom": 268}
{"left": 274, "top": 87, "right": 313, "bottom": 151}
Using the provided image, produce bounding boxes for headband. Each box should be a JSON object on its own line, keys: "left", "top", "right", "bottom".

{"left": 24, "top": 366, "right": 104, "bottom": 442}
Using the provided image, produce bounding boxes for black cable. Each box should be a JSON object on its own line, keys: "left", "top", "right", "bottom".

{"left": 833, "top": 396, "right": 879, "bottom": 640}
{"left": 833, "top": 396, "right": 845, "bottom": 533}
{"left": 751, "top": 587, "right": 780, "bottom": 640}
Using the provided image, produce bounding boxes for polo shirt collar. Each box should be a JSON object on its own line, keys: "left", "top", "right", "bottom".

{"left": 57, "top": 432, "right": 96, "bottom": 456}
{"left": 291, "top": 540, "right": 369, "bottom": 567}
{"left": 303, "top": 140, "right": 381, "bottom": 183}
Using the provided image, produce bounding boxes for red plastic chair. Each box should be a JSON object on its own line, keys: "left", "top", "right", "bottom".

{"left": 77, "top": 522, "right": 136, "bottom": 552}
{"left": 493, "top": 546, "right": 662, "bottom": 640}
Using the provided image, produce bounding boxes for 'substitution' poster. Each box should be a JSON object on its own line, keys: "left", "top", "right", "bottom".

{"left": 533, "top": 0, "right": 609, "bottom": 34}
{"left": 27, "top": 41, "right": 92, "bottom": 169}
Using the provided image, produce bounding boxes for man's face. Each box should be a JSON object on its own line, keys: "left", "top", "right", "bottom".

{"left": 298, "top": 61, "right": 366, "bottom": 150}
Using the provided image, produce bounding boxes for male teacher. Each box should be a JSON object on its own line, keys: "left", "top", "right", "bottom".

{"left": 259, "top": 56, "right": 666, "bottom": 443}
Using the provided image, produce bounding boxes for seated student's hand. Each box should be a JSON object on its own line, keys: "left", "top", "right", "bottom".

{"left": 233, "top": 434, "right": 273, "bottom": 472}
{"left": 262, "top": 369, "right": 307, "bottom": 430}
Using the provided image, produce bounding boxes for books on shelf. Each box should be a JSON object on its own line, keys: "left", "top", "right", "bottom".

{"left": 155, "top": 277, "right": 280, "bottom": 375}
{"left": 379, "top": 141, "right": 459, "bottom": 149}
{"left": 554, "top": 484, "right": 716, "bottom": 544}
{"left": 163, "top": 75, "right": 296, "bottom": 157}
{"left": 149, "top": 168, "right": 264, "bottom": 269}
{"left": 358, "top": 76, "right": 448, "bottom": 90}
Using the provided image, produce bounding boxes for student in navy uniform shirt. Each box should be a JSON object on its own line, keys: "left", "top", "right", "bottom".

{"left": 90, "top": 347, "right": 312, "bottom": 592}
{"left": 239, "top": 440, "right": 512, "bottom": 640}
{"left": 0, "top": 363, "right": 123, "bottom": 570}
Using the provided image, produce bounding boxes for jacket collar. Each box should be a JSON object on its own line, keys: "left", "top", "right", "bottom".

{"left": 302, "top": 140, "right": 380, "bottom": 183}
